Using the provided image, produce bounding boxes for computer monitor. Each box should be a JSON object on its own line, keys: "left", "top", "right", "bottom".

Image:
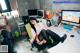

{"left": 28, "top": 9, "right": 37, "bottom": 16}
{"left": 62, "top": 10, "right": 80, "bottom": 24}
{"left": 37, "top": 10, "right": 44, "bottom": 18}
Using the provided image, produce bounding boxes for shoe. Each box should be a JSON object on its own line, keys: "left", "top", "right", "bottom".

{"left": 36, "top": 49, "right": 40, "bottom": 52}
{"left": 30, "top": 47, "right": 37, "bottom": 51}
{"left": 61, "top": 34, "right": 67, "bottom": 43}
{"left": 43, "top": 48, "right": 48, "bottom": 53}
{"left": 31, "top": 48, "right": 33, "bottom": 51}
{"left": 43, "top": 50, "right": 48, "bottom": 53}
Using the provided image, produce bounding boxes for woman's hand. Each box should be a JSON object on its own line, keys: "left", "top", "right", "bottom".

{"left": 36, "top": 35, "right": 47, "bottom": 45}
{"left": 30, "top": 36, "right": 35, "bottom": 43}
{"left": 38, "top": 41, "right": 44, "bottom": 45}
{"left": 43, "top": 40, "right": 47, "bottom": 44}
{"left": 38, "top": 40, "right": 47, "bottom": 45}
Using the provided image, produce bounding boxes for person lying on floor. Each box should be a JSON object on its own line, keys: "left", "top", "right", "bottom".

{"left": 30, "top": 18, "right": 67, "bottom": 51}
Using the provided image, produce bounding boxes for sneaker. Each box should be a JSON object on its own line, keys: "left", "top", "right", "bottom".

{"left": 43, "top": 50, "right": 48, "bottom": 53}
{"left": 31, "top": 48, "right": 34, "bottom": 51}
{"left": 30, "top": 47, "right": 37, "bottom": 51}
{"left": 61, "top": 34, "right": 67, "bottom": 43}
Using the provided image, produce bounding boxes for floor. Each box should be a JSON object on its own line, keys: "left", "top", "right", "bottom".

{"left": 14, "top": 39, "right": 37, "bottom": 53}
{"left": 14, "top": 24, "right": 80, "bottom": 53}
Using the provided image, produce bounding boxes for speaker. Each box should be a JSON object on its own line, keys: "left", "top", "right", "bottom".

{"left": 22, "top": 16, "right": 30, "bottom": 24}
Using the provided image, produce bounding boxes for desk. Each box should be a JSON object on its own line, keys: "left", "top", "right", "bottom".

{"left": 47, "top": 24, "right": 80, "bottom": 53}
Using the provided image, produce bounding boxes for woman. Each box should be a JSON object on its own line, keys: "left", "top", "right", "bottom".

{"left": 30, "top": 18, "right": 67, "bottom": 51}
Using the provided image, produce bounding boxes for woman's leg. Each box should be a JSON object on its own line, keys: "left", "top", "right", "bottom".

{"left": 38, "top": 29, "right": 49, "bottom": 41}
{"left": 46, "top": 29, "right": 67, "bottom": 43}
{"left": 46, "top": 29, "right": 61, "bottom": 42}
{"left": 37, "top": 29, "right": 49, "bottom": 51}
{"left": 31, "top": 29, "right": 48, "bottom": 51}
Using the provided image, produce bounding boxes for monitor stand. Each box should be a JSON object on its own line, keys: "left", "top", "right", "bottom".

{"left": 63, "top": 23, "right": 74, "bottom": 31}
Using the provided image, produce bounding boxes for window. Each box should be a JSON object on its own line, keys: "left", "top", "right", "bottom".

{"left": 0, "top": 0, "right": 7, "bottom": 11}
{"left": 0, "top": 0, "right": 11, "bottom": 12}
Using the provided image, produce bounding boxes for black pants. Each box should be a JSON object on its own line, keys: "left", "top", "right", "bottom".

{"left": 32, "top": 29, "right": 61, "bottom": 51}
{"left": 46, "top": 29, "right": 61, "bottom": 41}
{"left": 46, "top": 29, "right": 61, "bottom": 47}
{"left": 39, "top": 29, "right": 61, "bottom": 47}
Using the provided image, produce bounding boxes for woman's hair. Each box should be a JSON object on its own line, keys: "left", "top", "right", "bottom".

{"left": 30, "top": 22, "right": 36, "bottom": 32}
{"left": 30, "top": 17, "right": 39, "bottom": 23}
{"left": 30, "top": 17, "right": 39, "bottom": 32}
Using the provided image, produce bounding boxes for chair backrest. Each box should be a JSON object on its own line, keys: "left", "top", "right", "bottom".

{"left": 25, "top": 23, "right": 33, "bottom": 39}
{"left": 25, "top": 16, "right": 36, "bottom": 39}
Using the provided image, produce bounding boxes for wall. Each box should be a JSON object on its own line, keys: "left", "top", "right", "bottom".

{"left": 39, "top": 0, "right": 80, "bottom": 10}
{"left": 10, "top": 0, "right": 40, "bottom": 16}
{"left": 10, "top": 0, "right": 80, "bottom": 16}
{"left": 52, "top": 0, "right": 80, "bottom": 10}
{"left": 16, "top": 0, "right": 29, "bottom": 16}
{"left": 39, "top": 0, "right": 53, "bottom": 10}
{"left": 27, "top": 0, "right": 40, "bottom": 9}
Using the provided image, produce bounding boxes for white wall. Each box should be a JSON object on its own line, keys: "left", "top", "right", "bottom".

{"left": 39, "top": 0, "right": 80, "bottom": 10}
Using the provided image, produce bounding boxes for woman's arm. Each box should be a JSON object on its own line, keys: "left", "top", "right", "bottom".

{"left": 36, "top": 35, "right": 40, "bottom": 43}
{"left": 30, "top": 28, "right": 36, "bottom": 43}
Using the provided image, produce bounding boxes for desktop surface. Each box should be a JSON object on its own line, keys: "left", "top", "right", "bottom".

{"left": 47, "top": 24, "right": 80, "bottom": 53}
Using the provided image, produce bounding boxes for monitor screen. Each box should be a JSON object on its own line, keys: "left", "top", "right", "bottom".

{"left": 62, "top": 10, "right": 80, "bottom": 24}
{"left": 28, "top": 9, "right": 37, "bottom": 16}
{"left": 37, "top": 10, "right": 43, "bottom": 17}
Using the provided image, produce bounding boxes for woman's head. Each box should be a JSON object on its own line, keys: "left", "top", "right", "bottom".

{"left": 30, "top": 18, "right": 38, "bottom": 32}
{"left": 30, "top": 18, "right": 38, "bottom": 25}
